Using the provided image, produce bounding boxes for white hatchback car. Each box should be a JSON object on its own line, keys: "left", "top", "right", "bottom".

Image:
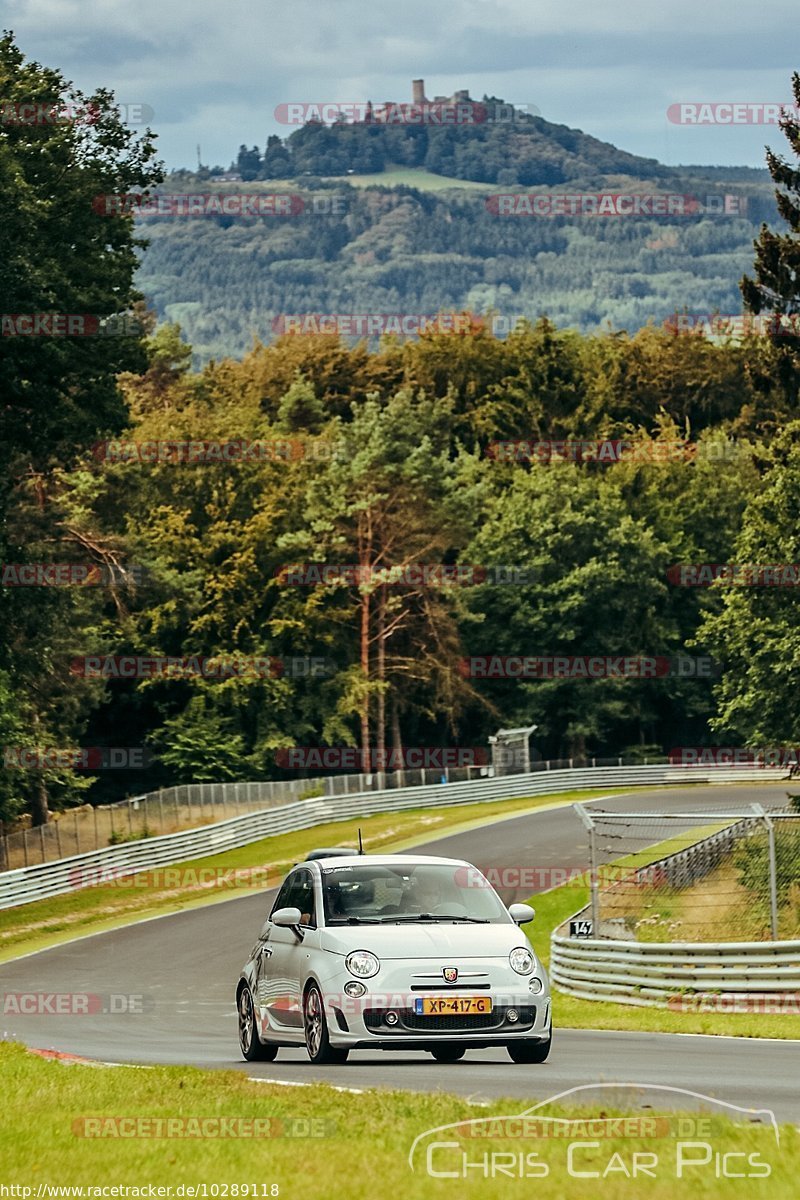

{"left": 236, "top": 851, "right": 552, "bottom": 1064}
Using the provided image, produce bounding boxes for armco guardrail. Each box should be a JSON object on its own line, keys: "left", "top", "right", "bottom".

{"left": 0, "top": 762, "right": 787, "bottom": 910}
{"left": 550, "top": 935, "right": 800, "bottom": 1007}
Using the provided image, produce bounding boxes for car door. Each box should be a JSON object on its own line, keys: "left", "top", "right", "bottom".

{"left": 252, "top": 873, "right": 296, "bottom": 1038}
{"left": 256, "top": 868, "right": 317, "bottom": 1036}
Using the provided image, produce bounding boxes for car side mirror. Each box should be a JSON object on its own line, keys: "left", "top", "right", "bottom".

{"left": 509, "top": 903, "right": 535, "bottom": 925}
{"left": 271, "top": 906, "right": 304, "bottom": 938}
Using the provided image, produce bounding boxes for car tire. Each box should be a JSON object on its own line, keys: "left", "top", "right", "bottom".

{"left": 238, "top": 985, "right": 278, "bottom": 1061}
{"left": 430, "top": 1045, "right": 466, "bottom": 1063}
{"left": 304, "top": 983, "right": 349, "bottom": 1064}
{"left": 507, "top": 1027, "right": 552, "bottom": 1063}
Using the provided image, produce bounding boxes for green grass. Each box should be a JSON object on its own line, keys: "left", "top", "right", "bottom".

{"left": 321, "top": 164, "right": 490, "bottom": 191}
{"left": 0, "top": 1041, "right": 794, "bottom": 1197}
{"left": 0, "top": 789, "right": 607, "bottom": 962}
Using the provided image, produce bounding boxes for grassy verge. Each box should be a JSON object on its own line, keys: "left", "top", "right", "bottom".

{"left": 0, "top": 1041, "right": 795, "bottom": 1197}
{"left": 526, "top": 831, "right": 800, "bottom": 1039}
{"left": 0, "top": 788, "right": 608, "bottom": 963}
{"left": 320, "top": 164, "right": 490, "bottom": 190}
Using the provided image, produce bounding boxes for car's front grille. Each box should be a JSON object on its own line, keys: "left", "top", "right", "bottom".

{"left": 363, "top": 1005, "right": 535, "bottom": 1034}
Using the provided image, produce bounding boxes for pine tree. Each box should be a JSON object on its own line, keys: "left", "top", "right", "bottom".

{"left": 741, "top": 72, "right": 800, "bottom": 400}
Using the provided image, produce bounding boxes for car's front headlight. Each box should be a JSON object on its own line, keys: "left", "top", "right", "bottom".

{"left": 509, "top": 946, "right": 534, "bottom": 975}
{"left": 345, "top": 950, "right": 380, "bottom": 978}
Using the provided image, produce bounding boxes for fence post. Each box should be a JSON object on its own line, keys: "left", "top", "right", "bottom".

{"left": 23, "top": 827, "right": 29, "bottom": 867}
{"left": 128, "top": 801, "right": 133, "bottom": 837}
{"left": 94, "top": 804, "right": 99, "bottom": 850}
{"left": 55, "top": 818, "right": 62, "bottom": 858}
{"left": 109, "top": 803, "right": 115, "bottom": 841}
{"left": 39, "top": 824, "right": 46, "bottom": 863}
{"left": 751, "top": 805, "right": 779, "bottom": 940}
{"left": 158, "top": 790, "right": 164, "bottom": 833}
{"left": 575, "top": 804, "right": 599, "bottom": 933}
{"left": 74, "top": 808, "right": 80, "bottom": 855}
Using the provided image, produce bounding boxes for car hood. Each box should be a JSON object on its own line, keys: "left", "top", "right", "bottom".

{"left": 319, "top": 922, "right": 531, "bottom": 959}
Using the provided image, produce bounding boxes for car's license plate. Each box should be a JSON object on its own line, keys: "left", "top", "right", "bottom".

{"left": 414, "top": 996, "right": 492, "bottom": 1015}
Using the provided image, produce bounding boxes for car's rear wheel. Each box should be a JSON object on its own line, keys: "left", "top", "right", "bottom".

{"left": 304, "top": 983, "right": 349, "bottom": 1064}
{"left": 507, "top": 1026, "right": 552, "bottom": 1063}
{"left": 238, "top": 985, "right": 278, "bottom": 1061}
{"left": 430, "top": 1045, "right": 466, "bottom": 1063}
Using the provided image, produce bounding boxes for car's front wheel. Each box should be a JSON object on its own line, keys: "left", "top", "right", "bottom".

{"left": 238, "top": 985, "right": 278, "bottom": 1061}
{"left": 507, "top": 1026, "right": 552, "bottom": 1063}
{"left": 303, "top": 983, "right": 349, "bottom": 1064}
{"left": 429, "top": 1045, "right": 466, "bottom": 1063}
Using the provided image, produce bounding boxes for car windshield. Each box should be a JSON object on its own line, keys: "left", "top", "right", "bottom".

{"left": 320, "top": 863, "right": 511, "bottom": 924}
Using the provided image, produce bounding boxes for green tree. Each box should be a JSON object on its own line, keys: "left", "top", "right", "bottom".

{"left": 741, "top": 71, "right": 800, "bottom": 403}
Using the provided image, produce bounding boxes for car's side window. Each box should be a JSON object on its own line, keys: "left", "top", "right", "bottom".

{"left": 294, "top": 869, "right": 316, "bottom": 929}
{"left": 269, "top": 874, "right": 296, "bottom": 919}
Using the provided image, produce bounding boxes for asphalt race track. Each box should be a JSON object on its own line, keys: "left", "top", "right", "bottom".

{"left": 2, "top": 784, "right": 798, "bottom": 1121}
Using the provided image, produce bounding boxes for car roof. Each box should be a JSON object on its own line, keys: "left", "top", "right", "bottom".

{"left": 306, "top": 854, "right": 473, "bottom": 869}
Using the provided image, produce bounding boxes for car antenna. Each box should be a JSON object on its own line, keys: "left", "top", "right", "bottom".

{"left": 358, "top": 827, "right": 364, "bottom": 854}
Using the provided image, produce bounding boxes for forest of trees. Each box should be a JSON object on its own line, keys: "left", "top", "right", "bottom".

{"left": 228, "top": 101, "right": 670, "bottom": 185}
{"left": 138, "top": 174, "right": 780, "bottom": 366}
{"left": 3, "top": 32, "right": 800, "bottom": 827}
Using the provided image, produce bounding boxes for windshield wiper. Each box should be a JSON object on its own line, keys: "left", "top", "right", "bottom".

{"left": 326, "top": 916, "right": 381, "bottom": 925}
{"left": 379, "top": 913, "right": 490, "bottom": 923}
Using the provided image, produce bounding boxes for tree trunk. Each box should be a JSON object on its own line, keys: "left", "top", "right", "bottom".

{"left": 30, "top": 714, "right": 50, "bottom": 826}
{"left": 376, "top": 584, "right": 387, "bottom": 787}
{"left": 391, "top": 696, "right": 405, "bottom": 789}
{"left": 359, "top": 579, "right": 370, "bottom": 774}
{"left": 31, "top": 775, "right": 50, "bottom": 827}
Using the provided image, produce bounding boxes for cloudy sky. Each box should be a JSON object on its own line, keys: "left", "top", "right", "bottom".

{"left": 2, "top": 0, "right": 797, "bottom": 171}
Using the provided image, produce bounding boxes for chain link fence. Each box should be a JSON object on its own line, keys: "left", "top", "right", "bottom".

{"left": 576, "top": 799, "right": 800, "bottom": 942}
{"left": 1, "top": 754, "right": 794, "bottom": 874}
